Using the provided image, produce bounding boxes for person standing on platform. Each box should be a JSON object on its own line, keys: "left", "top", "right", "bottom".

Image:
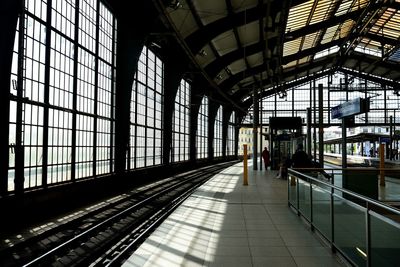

{"left": 262, "top": 147, "right": 270, "bottom": 170}
{"left": 291, "top": 143, "right": 311, "bottom": 169}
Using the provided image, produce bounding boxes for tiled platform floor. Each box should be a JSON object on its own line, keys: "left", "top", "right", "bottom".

{"left": 123, "top": 162, "right": 347, "bottom": 267}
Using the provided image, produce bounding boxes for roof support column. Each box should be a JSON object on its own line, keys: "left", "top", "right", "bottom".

{"left": 162, "top": 61, "right": 183, "bottom": 165}
{"left": 318, "top": 84, "right": 324, "bottom": 167}
{"left": 208, "top": 101, "right": 218, "bottom": 162}
{"left": 253, "top": 86, "right": 259, "bottom": 170}
{"left": 190, "top": 91, "right": 202, "bottom": 163}
{"left": 0, "top": 0, "right": 21, "bottom": 196}
{"left": 115, "top": 24, "right": 149, "bottom": 173}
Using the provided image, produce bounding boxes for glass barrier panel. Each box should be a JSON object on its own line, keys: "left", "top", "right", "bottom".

{"left": 332, "top": 170, "right": 343, "bottom": 197}
{"left": 370, "top": 211, "right": 400, "bottom": 266}
{"left": 333, "top": 195, "right": 367, "bottom": 267}
{"left": 298, "top": 178, "right": 311, "bottom": 220}
{"left": 288, "top": 176, "right": 297, "bottom": 207}
{"left": 312, "top": 183, "right": 332, "bottom": 241}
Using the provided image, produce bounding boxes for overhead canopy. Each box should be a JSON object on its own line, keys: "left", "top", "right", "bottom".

{"left": 160, "top": 0, "right": 400, "bottom": 108}
{"left": 324, "top": 132, "right": 390, "bottom": 144}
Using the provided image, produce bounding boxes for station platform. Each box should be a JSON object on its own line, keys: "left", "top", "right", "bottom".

{"left": 123, "top": 162, "right": 346, "bottom": 267}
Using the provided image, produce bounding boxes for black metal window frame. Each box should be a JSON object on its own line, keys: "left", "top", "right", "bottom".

{"left": 171, "top": 79, "right": 190, "bottom": 163}
{"left": 196, "top": 96, "right": 208, "bottom": 159}
{"left": 226, "top": 111, "right": 236, "bottom": 156}
{"left": 129, "top": 46, "right": 164, "bottom": 169}
{"left": 214, "top": 106, "right": 223, "bottom": 158}
{"left": 8, "top": 0, "right": 116, "bottom": 192}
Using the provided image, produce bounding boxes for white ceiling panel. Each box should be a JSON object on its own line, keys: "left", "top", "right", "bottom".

{"left": 168, "top": 1, "right": 199, "bottom": 38}
{"left": 195, "top": 44, "right": 217, "bottom": 67}
{"left": 212, "top": 30, "right": 238, "bottom": 56}
{"left": 237, "top": 20, "right": 260, "bottom": 47}
{"left": 231, "top": 0, "right": 258, "bottom": 12}
{"left": 193, "top": 0, "right": 227, "bottom": 25}
{"left": 229, "top": 58, "right": 247, "bottom": 74}
{"left": 247, "top": 52, "right": 264, "bottom": 68}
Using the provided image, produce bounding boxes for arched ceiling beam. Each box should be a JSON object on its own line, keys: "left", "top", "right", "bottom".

{"left": 239, "top": 54, "right": 400, "bottom": 109}
{"left": 219, "top": 39, "right": 343, "bottom": 91}
{"left": 235, "top": 55, "right": 336, "bottom": 101}
{"left": 339, "top": 67, "right": 400, "bottom": 88}
{"left": 241, "top": 69, "right": 332, "bottom": 108}
{"left": 349, "top": 51, "right": 400, "bottom": 75}
{"left": 203, "top": 8, "right": 364, "bottom": 78}
{"left": 185, "top": 0, "right": 307, "bottom": 55}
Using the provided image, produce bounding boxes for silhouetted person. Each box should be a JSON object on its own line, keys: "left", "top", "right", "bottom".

{"left": 262, "top": 147, "right": 270, "bottom": 170}
{"left": 291, "top": 143, "right": 311, "bottom": 169}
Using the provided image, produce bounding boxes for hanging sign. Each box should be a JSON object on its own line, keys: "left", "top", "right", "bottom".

{"left": 331, "top": 98, "right": 368, "bottom": 119}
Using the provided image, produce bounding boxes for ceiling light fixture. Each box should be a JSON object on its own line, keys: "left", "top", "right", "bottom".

{"left": 168, "top": 0, "right": 182, "bottom": 10}
{"left": 199, "top": 49, "right": 207, "bottom": 57}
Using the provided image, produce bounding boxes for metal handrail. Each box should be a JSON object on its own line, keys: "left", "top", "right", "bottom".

{"left": 288, "top": 168, "right": 400, "bottom": 267}
{"left": 292, "top": 167, "right": 400, "bottom": 171}
{"left": 288, "top": 168, "right": 400, "bottom": 215}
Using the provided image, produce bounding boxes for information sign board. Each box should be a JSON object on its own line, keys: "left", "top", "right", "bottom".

{"left": 331, "top": 98, "right": 365, "bottom": 119}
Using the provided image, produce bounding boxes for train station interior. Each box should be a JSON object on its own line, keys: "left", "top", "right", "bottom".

{"left": 1, "top": 0, "right": 400, "bottom": 266}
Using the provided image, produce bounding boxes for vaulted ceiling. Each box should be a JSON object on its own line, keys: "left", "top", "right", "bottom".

{"left": 158, "top": 0, "right": 400, "bottom": 108}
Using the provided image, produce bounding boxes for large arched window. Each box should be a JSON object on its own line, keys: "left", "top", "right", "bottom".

{"left": 8, "top": 0, "right": 117, "bottom": 191}
{"left": 226, "top": 111, "right": 236, "bottom": 156}
{"left": 172, "top": 79, "right": 190, "bottom": 162}
{"left": 214, "top": 106, "right": 223, "bottom": 158}
{"left": 129, "top": 46, "right": 164, "bottom": 169}
{"left": 196, "top": 96, "right": 208, "bottom": 159}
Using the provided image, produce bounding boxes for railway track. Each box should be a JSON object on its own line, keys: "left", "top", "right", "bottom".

{"left": 0, "top": 161, "right": 238, "bottom": 266}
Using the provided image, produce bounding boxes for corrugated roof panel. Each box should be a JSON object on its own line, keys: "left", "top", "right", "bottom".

{"left": 298, "top": 56, "right": 310, "bottom": 65}
{"left": 286, "top": 0, "right": 314, "bottom": 31}
{"left": 283, "top": 60, "right": 297, "bottom": 69}
{"left": 350, "top": 0, "right": 368, "bottom": 12}
{"left": 310, "top": 0, "right": 337, "bottom": 25}
{"left": 359, "top": 38, "right": 380, "bottom": 49}
{"left": 339, "top": 19, "right": 355, "bottom": 38}
{"left": 283, "top": 38, "right": 302, "bottom": 56}
{"left": 321, "top": 24, "right": 340, "bottom": 44}
{"left": 335, "top": 0, "right": 352, "bottom": 16}
{"left": 302, "top": 31, "right": 320, "bottom": 50}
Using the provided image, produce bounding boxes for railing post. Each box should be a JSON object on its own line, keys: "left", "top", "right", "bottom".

{"left": 331, "top": 177, "right": 335, "bottom": 252}
{"left": 243, "top": 144, "right": 248, "bottom": 186}
{"left": 379, "top": 144, "right": 385, "bottom": 186}
{"left": 297, "top": 177, "right": 300, "bottom": 216}
{"left": 310, "top": 179, "right": 314, "bottom": 231}
{"left": 366, "top": 202, "right": 371, "bottom": 267}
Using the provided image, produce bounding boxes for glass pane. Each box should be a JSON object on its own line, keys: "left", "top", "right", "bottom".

{"left": 370, "top": 211, "right": 400, "bottom": 266}
{"left": 298, "top": 179, "right": 311, "bottom": 220}
{"left": 333, "top": 196, "right": 367, "bottom": 266}
{"left": 312, "top": 183, "right": 331, "bottom": 240}
{"left": 288, "top": 176, "right": 297, "bottom": 207}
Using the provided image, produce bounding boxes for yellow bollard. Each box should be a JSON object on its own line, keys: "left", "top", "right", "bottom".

{"left": 243, "top": 144, "right": 248, "bottom": 186}
{"left": 380, "top": 144, "right": 385, "bottom": 186}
